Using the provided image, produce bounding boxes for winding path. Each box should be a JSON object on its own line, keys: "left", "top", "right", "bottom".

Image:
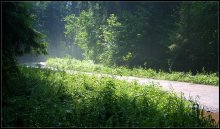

{"left": 66, "top": 70, "right": 219, "bottom": 113}
{"left": 23, "top": 62, "right": 219, "bottom": 114}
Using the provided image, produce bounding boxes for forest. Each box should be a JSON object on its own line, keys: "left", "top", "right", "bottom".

{"left": 2, "top": 1, "right": 219, "bottom": 127}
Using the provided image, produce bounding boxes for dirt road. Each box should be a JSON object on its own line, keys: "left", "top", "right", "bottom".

{"left": 74, "top": 71, "right": 219, "bottom": 123}
{"left": 22, "top": 62, "right": 219, "bottom": 113}
{"left": 69, "top": 71, "right": 219, "bottom": 112}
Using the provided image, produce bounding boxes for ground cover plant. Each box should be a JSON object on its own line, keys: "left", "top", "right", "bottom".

{"left": 46, "top": 57, "right": 219, "bottom": 86}
{"left": 2, "top": 66, "right": 218, "bottom": 127}
{"left": 2, "top": 1, "right": 218, "bottom": 128}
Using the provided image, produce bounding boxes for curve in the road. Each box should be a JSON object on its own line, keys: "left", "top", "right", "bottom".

{"left": 22, "top": 63, "right": 219, "bottom": 113}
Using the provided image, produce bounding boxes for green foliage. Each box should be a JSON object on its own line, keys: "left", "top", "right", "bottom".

{"left": 123, "top": 52, "right": 133, "bottom": 62}
{"left": 2, "top": 66, "right": 218, "bottom": 127}
{"left": 168, "top": 2, "right": 218, "bottom": 73}
{"left": 46, "top": 58, "right": 219, "bottom": 86}
{"left": 64, "top": 7, "right": 122, "bottom": 65}
{"left": 64, "top": 2, "right": 218, "bottom": 73}
{"left": 3, "top": 2, "right": 48, "bottom": 57}
{"left": 64, "top": 9, "right": 96, "bottom": 60}
{"left": 2, "top": 2, "right": 48, "bottom": 98}
{"left": 97, "top": 14, "right": 122, "bottom": 65}
{"left": 30, "top": 1, "right": 80, "bottom": 58}
{"left": 2, "top": 2, "right": 48, "bottom": 67}
{"left": 3, "top": 2, "right": 218, "bottom": 127}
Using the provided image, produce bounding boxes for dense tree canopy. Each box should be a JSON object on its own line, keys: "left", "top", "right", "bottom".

{"left": 3, "top": 1, "right": 218, "bottom": 74}
{"left": 168, "top": 2, "right": 218, "bottom": 73}
{"left": 3, "top": 2, "right": 47, "bottom": 58}
{"left": 2, "top": 2, "right": 48, "bottom": 94}
{"left": 2, "top": 2, "right": 218, "bottom": 127}
{"left": 29, "top": 1, "right": 82, "bottom": 59}
{"left": 64, "top": 1, "right": 218, "bottom": 73}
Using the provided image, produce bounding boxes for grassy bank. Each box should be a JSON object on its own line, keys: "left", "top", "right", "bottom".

{"left": 46, "top": 57, "right": 219, "bottom": 86}
{"left": 2, "top": 66, "right": 218, "bottom": 127}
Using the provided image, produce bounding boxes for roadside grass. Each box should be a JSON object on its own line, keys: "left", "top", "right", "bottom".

{"left": 46, "top": 57, "right": 219, "bottom": 86}
{"left": 2, "top": 66, "right": 218, "bottom": 127}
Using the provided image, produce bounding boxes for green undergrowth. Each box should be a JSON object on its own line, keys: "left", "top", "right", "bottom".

{"left": 46, "top": 57, "right": 219, "bottom": 86}
{"left": 2, "top": 66, "right": 218, "bottom": 127}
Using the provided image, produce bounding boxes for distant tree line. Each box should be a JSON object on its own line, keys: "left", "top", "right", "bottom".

{"left": 2, "top": 2, "right": 48, "bottom": 72}
{"left": 3, "top": 1, "right": 219, "bottom": 74}
{"left": 64, "top": 1, "right": 218, "bottom": 74}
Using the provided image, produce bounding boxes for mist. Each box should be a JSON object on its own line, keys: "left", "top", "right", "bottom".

{"left": 15, "top": 1, "right": 218, "bottom": 73}
{"left": 2, "top": 1, "right": 219, "bottom": 127}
